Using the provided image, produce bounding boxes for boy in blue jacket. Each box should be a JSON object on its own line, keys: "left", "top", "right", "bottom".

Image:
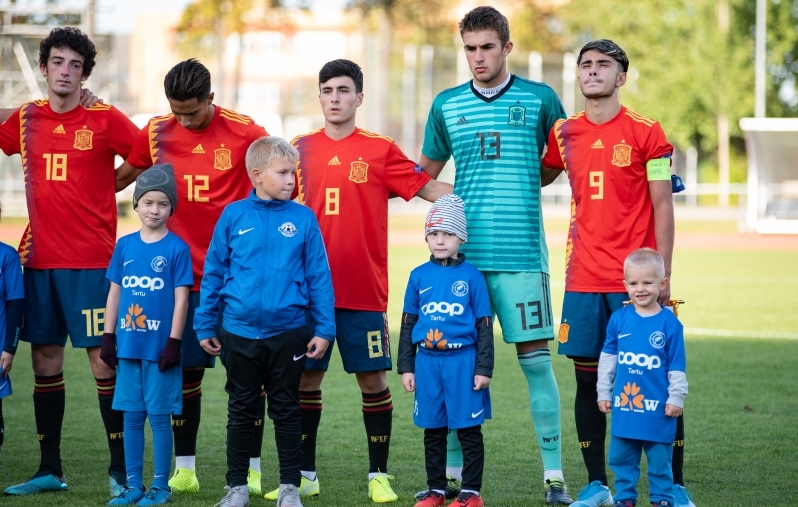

{"left": 398, "top": 194, "right": 494, "bottom": 507}
{"left": 195, "top": 136, "right": 335, "bottom": 507}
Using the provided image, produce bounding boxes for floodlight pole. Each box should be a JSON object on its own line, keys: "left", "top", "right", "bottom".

{"left": 755, "top": 0, "right": 766, "bottom": 117}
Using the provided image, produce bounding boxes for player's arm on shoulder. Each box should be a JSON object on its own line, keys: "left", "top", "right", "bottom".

{"left": 419, "top": 154, "right": 447, "bottom": 180}
{"left": 650, "top": 177, "right": 674, "bottom": 302}
{"left": 115, "top": 161, "right": 147, "bottom": 192}
{"left": 415, "top": 178, "right": 453, "bottom": 203}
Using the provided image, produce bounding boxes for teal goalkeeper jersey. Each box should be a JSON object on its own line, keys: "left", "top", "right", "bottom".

{"left": 422, "top": 75, "right": 565, "bottom": 273}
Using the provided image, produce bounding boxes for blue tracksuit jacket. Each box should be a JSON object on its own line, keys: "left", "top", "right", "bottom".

{"left": 194, "top": 190, "right": 335, "bottom": 341}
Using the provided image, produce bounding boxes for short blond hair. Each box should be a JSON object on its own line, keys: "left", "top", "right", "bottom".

{"left": 245, "top": 136, "right": 298, "bottom": 176}
{"left": 624, "top": 248, "right": 665, "bottom": 279}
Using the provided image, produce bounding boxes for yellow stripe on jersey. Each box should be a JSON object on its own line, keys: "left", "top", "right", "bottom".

{"left": 290, "top": 128, "right": 323, "bottom": 146}
{"left": 624, "top": 110, "right": 655, "bottom": 127}
{"left": 357, "top": 128, "right": 393, "bottom": 143}
{"left": 219, "top": 110, "right": 251, "bottom": 125}
{"left": 552, "top": 118, "right": 568, "bottom": 169}
{"left": 86, "top": 103, "right": 112, "bottom": 111}
{"left": 32, "top": 99, "right": 48, "bottom": 107}
{"left": 147, "top": 115, "right": 173, "bottom": 164}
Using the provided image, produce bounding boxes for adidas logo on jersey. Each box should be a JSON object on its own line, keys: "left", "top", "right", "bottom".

{"left": 192, "top": 144, "right": 205, "bottom": 154}
{"left": 456, "top": 116, "right": 468, "bottom": 126}
{"left": 52, "top": 124, "right": 66, "bottom": 134}
{"left": 328, "top": 156, "right": 341, "bottom": 165}
{"left": 592, "top": 139, "right": 604, "bottom": 149}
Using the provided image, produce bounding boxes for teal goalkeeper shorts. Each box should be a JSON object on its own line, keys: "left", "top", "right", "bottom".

{"left": 483, "top": 272, "right": 555, "bottom": 343}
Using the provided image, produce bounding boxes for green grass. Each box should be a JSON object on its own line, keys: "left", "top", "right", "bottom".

{"left": 1, "top": 218, "right": 796, "bottom": 506}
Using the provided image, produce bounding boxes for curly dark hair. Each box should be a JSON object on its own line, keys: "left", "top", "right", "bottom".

{"left": 39, "top": 27, "right": 97, "bottom": 78}
{"left": 164, "top": 59, "right": 212, "bottom": 102}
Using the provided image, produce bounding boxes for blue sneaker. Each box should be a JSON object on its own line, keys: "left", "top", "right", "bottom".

{"left": 110, "top": 470, "right": 128, "bottom": 498}
{"left": 570, "top": 481, "right": 613, "bottom": 507}
{"left": 4, "top": 472, "right": 68, "bottom": 495}
{"left": 672, "top": 485, "right": 695, "bottom": 507}
{"left": 137, "top": 486, "right": 172, "bottom": 506}
{"left": 108, "top": 486, "right": 146, "bottom": 505}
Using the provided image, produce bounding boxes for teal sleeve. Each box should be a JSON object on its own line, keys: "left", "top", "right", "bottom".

{"left": 421, "top": 99, "right": 452, "bottom": 162}
{"left": 537, "top": 89, "right": 566, "bottom": 157}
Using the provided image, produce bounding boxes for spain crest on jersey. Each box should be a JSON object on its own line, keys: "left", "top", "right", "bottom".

{"left": 349, "top": 158, "right": 368, "bottom": 183}
{"left": 214, "top": 144, "right": 232, "bottom": 170}
{"left": 73, "top": 126, "right": 93, "bottom": 150}
{"left": 612, "top": 142, "right": 632, "bottom": 167}
{"left": 508, "top": 101, "right": 526, "bottom": 127}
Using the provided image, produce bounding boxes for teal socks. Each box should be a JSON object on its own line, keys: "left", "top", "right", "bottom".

{"left": 518, "top": 348, "right": 563, "bottom": 471}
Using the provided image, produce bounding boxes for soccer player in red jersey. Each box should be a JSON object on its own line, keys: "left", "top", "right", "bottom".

{"left": 0, "top": 27, "right": 139, "bottom": 496}
{"left": 114, "top": 58, "right": 269, "bottom": 495}
{"left": 541, "top": 40, "right": 693, "bottom": 507}
{"left": 260, "top": 59, "right": 451, "bottom": 503}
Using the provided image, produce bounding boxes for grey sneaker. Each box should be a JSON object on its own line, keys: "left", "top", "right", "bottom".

{"left": 214, "top": 485, "right": 250, "bottom": 507}
{"left": 277, "top": 484, "right": 303, "bottom": 507}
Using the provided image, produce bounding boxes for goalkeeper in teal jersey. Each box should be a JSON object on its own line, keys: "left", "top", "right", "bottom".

{"left": 420, "top": 6, "right": 572, "bottom": 506}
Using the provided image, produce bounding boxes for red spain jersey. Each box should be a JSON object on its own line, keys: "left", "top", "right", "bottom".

{"left": 291, "top": 128, "right": 431, "bottom": 312}
{"left": 0, "top": 100, "right": 137, "bottom": 269}
{"left": 542, "top": 107, "right": 673, "bottom": 292}
{"left": 127, "top": 106, "right": 268, "bottom": 290}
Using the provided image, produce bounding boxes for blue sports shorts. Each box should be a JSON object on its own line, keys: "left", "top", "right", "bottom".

{"left": 557, "top": 292, "right": 628, "bottom": 358}
{"left": 305, "top": 309, "right": 391, "bottom": 374}
{"left": 21, "top": 268, "right": 108, "bottom": 348}
{"left": 181, "top": 292, "right": 216, "bottom": 368}
{"left": 413, "top": 346, "right": 491, "bottom": 429}
{"left": 114, "top": 358, "right": 182, "bottom": 415}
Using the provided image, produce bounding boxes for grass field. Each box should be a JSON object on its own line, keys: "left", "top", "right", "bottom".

{"left": 1, "top": 214, "right": 796, "bottom": 506}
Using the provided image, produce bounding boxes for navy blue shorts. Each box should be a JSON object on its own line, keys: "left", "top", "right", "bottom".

{"left": 21, "top": 268, "right": 109, "bottom": 348}
{"left": 413, "top": 347, "right": 491, "bottom": 429}
{"left": 557, "top": 292, "right": 628, "bottom": 358}
{"left": 114, "top": 358, "right": 182, "bottom": 415}
{"left": 180, "top": 292, "right": 216, "bottom": 368}
{"left": 305, "top": 309, "right": 392, "bottom": 374}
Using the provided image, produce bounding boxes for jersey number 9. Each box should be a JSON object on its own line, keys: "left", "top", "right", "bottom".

{"left": 589, "top": 171, "right": 604, "bottom": 200}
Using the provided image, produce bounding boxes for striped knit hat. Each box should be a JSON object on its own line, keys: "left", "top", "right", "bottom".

{"left": 425, "top": 194, "right": 468, "bottom": 242}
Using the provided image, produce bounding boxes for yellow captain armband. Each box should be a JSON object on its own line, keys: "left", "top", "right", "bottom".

{"left": 646, "top": 158, "right": 671, "bottom": 181}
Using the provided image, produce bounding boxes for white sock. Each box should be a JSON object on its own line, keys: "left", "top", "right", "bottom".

{"left": 432, "top": 489, "right": 445, "bottom": 495}
{"left": 175, "top": 456, "right": 195, "bottom": 470}
{"left": 462, "top": 489, "right": 480, "bottom": 496}
{"left": 446, "top": 466, "right": 463, "bottom": 481}
{"left": 368, "top": 472, "right": 387, "bottom": 480}
{"left": 301, "top": 471, "right": 317, "bottom": 481}
{"left": 249, "top": 458, "right": 261, "bottom": 473}
{"left": 544, "top": 470, "right": 564, "bottom": 483}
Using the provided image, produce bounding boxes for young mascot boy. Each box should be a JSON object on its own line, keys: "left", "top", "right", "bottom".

{"left": 398, "top": 194, "right": 494, "bottom": 507}
{"left": 195, "top": 136, "right": 335, "bottom": 507}
{"left": 597, "top": 248, "right": 687, "bottom": 507}
{"left": 101, "top": 164, "right": 193, "bottom": 506}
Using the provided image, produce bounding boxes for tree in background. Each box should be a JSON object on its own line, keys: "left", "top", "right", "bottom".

{"left": 511, "top": 0, "right": 797, "bottom": 185}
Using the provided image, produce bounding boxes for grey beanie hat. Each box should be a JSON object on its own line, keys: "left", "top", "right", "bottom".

{"left": 133, "top": 164, "right": 177, "bottom": 216}
{"left": 425, "top": 193, "right": 468, "bottom": 242}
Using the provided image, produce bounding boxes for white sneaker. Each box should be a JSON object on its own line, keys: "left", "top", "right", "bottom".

{"left": 215, "top": 485, "right": 250, "bottom": 507}
{"left": 277, "top": 483, "right": 303, "bottom": 507}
